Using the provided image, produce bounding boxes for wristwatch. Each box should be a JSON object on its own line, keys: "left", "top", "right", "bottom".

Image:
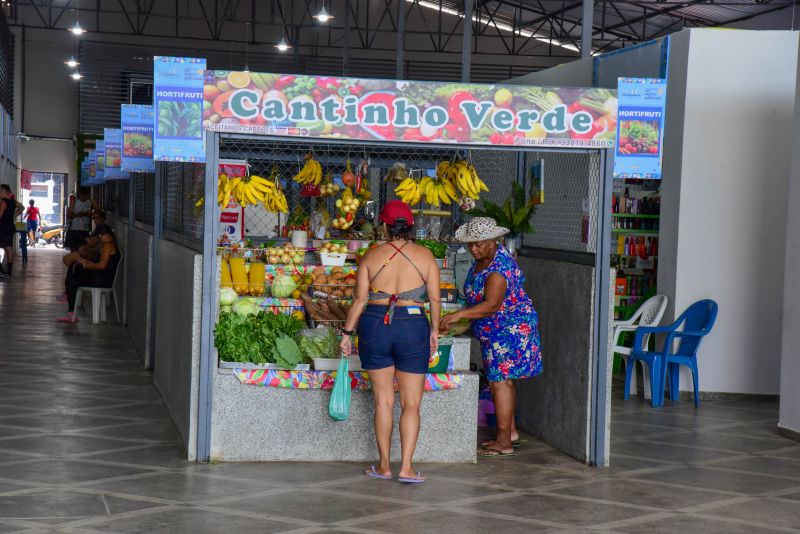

{"left": 341, "top": 328, "right": 355, "bottom": 336}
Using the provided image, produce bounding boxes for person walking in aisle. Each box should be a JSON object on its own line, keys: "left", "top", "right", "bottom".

{"left": 0, "top": 184, "right": 23, "bottom": 277}
{"left": 340, "top": 201, "right": 441, "bottom": 484}
{"left": 24, "top": 199, "right": 40, "bottom": 246}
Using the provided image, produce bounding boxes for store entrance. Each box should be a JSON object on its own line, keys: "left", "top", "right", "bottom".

{"left": 21, "top": 171, "right": 67, "bottom": 226}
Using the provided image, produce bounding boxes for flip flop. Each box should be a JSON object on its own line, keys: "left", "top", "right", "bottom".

{"left": 480, "top": 438, "right": 526, "bottom": 448}
{"left": 477, "top": 447, "right": 515, "bottom": 457}
{"left": 397, "top": 471, "right": 425, "bottom": 484}
{"left": 364, "top": 466, "right": 392, "bottom": 480}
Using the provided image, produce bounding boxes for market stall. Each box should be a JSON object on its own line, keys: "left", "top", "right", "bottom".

{"left": 185, "top": 70, "right": 617, "bottom": 463}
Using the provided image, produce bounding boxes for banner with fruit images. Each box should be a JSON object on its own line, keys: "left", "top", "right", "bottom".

{"left": 103, "top": 128, "right": 128, "bottom": 180}
{"left": 613, "top": 78, "right": 667, "bottom": 179}
{"left": 217, "top": 159, "right": 246, "bottom": 243}
{"left": 201, "top": 71, "right": 618, "bottom": 148}
{"left": 153, "top": 56, "right": 206, "bottom": 162}
{"left": 95, "top": 140, "right": 105, "bottom": 183}
{"left": 121, "top": 104, "right": 155, "bottom": 173}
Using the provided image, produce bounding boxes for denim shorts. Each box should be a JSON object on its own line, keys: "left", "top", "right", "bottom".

{"left": 357, "top": 304, "right": 431, "bottom": 374}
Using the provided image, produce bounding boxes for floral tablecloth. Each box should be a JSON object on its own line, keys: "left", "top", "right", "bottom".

{"left": 232, "top": 369, "right": 463, "bottom": 391}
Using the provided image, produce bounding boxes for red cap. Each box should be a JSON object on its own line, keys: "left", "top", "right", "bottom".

{"left": 379, "top": 200, "right": 414, "bottom": 226}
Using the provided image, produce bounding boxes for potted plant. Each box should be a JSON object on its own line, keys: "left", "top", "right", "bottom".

{"left": 466, "top": 182, "right": 537, "bottom": 255}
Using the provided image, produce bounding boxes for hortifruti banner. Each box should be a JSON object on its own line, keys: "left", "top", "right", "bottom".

{"left": 121, "top": 104, "right": 155, "bottom": 173}
{"left": 103, "top": 128, "right": 128, "bottom": 179}
{"left": 613, "top": 78, "right": 667, "bottom": 179}
{"left": 86, "top": 150, "right": 97, "bottom": 185}
{"left": 198, "top": 72, "right": 617, "bottom": 147}
{"left": 153, "top": 56, "right": 206, "bottom": 162}
{"left": 95, "top": 141, "right": 105, "bottom": 183}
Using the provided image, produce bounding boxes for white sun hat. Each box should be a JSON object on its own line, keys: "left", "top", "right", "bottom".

{"left": 454, "top": 217, "right": 510, "bottom": 243}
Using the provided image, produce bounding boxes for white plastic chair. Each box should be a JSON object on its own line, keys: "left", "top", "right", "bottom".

{"left": 75, "top": 254, "right": 123, "bottom": 324}
{"left": 613, "top": 294, "right": 668, "bottom": 400}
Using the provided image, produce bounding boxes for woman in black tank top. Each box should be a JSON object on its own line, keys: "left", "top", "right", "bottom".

{"left": 57, "top": 228, "right": 120, "bottom": 323}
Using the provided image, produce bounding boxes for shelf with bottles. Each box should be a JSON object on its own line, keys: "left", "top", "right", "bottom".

{"left": 613, "top": 275, "right": 657, "bottom": 321}
{"left": 614, "top": 234, "right": 658, "bottom": 258}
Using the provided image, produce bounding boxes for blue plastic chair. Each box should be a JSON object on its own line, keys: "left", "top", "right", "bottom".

{"left": 625, "top": 299, "right": 718, "bottom": 407}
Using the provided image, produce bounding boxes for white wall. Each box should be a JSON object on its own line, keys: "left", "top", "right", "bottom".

{"left": 661, "top": 29, "right": 798, "bottom": 395}
{"left": 780, "top": 40, "right": 800, "bottom": 434}
{"left": 506, "top": 56, "right": 593, "bottom": 87}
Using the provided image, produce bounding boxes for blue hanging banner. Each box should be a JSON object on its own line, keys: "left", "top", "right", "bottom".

{"left": 81, "top": 159, "right": 89, "bottom": 185}
{"left": 613, "top": 78, "right": 667, "bottom": 180}
{"left": 121, "top": 104, "right": 156, "bottom": 173}
{"left": 95, "top": 140, "right": 106, "bottom": 183}
{"left": 103, "top": 128, "right": 129, "bottom": 179}
{"left": 153, "top": 56, "right": 206, "bottom": 162}
{"left": 87, "top": 150, "right": 97, "bottom": 185}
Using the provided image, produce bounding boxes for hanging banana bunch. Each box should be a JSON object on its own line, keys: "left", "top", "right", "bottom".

{"left": 446, "top": 158, "right": 489, "bottom": 200}
{"left": 293, "top": 152, "right": 323, "bottom": 185}
{"left": 262, "top": 166, "right": 288, "bottom": 213}
{"left": 419, "top": 174, "right": 459, "bottom": 208}
{"left": 394, "top": 177, "right": 421, "bottom": 206}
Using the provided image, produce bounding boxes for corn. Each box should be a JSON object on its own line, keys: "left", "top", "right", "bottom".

{"left": 229, "top": 257, "right": 249, "bottom": 295}
{"left": 248, "top": 262, "right": 266, "bottom": 296}
{"left": 220, "top": 257, "right": 233, "bottom": 289}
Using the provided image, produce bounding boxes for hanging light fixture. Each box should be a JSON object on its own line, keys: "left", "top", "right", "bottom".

{"left": 243, "top": 22, "right": 250, "bottom": 72}
{"left": 313, "top": 2, "right": 333, "bottom": 23}
{"left": 275, "top": 0, "right": 292, "bottom": 51}
{"left": 275, "top": 37, "right": 291, "bottom": 52}
{"left": 65, "top": 57, "right": 80, "bottom": 68}
{"left": 70, "top": 72, "right": 83, "bottom": 80}
{"left": 69, "top": 2, "right": 85, "bottom": 35}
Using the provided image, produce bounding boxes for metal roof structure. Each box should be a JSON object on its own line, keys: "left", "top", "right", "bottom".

{"left": 4, "top": 1, "right": 797, "bottom": 82}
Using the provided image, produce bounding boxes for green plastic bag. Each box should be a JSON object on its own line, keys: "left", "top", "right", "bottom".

{"left": 328, "top": 357, "right": 351, "bottom": 421}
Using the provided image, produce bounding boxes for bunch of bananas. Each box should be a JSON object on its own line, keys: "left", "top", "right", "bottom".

{"left": 262, "top": 167, "right": 288, "bottom": 213}
{"left": 394, "top": 177, "right": 422, "bottom": 206}
{"left": 419, "top": 176, "right": 458, "bottom": 207}
{"left": 293, "top": 153, "right": 323, "bottom": 185}
{"left": 217, "top": 173, "right": 277, "bottom": 208}
{"left": 437, "top": 160, "right": 489, "bottom": 200}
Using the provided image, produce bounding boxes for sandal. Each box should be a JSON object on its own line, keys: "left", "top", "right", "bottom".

{"left": 477, "top": 447, "right": 515, "bottom": 457}
{"left": 364, "top": 465, "right": 392, "bottom": 480}
{"left": 397, "top": 471, "right": 425, "bottom": 484}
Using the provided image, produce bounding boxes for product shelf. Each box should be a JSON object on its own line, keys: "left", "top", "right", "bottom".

{"left": 612, "top": 230, "right": 659, "bottom": 236}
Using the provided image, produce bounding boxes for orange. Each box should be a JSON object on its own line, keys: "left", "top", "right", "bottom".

{"left": 227, "top": 71, "right": 251, "bottom": 89}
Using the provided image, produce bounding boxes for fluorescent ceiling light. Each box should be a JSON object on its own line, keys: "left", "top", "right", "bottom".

{"left": 65, "top": 57, "right": 80, "bottom": 67}
{"left": 405, "top": 0, "right": 579, "bottom": 53}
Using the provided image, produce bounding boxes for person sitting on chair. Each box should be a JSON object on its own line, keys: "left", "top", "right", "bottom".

{"left": 57, "top": 227, "right": 120, "bottom": 323}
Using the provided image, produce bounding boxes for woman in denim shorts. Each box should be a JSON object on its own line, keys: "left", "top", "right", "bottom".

{"left": 340, "top": 200, "right": 440, "bottom": 484}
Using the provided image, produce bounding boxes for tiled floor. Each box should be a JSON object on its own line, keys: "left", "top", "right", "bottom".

{"left": 1, "top": 248, "right": 799, "bottom": 533}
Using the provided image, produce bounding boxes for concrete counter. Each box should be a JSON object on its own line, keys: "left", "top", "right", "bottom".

{"left": 209, "top": 336, "right": 479, "bottom": 463}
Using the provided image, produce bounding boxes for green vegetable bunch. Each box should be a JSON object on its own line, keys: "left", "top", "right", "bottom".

{"left": 466, "top": 182, "right": 535, "bottom": 237}
{"left": 214, "top": 310, "right": 305, "bottom": 365}
{"left": 297, "top": 326, "right": 337, "bottom": 361}
{"left": 158, "top": 101, "right": 202, "bottom": 138}
{"left": 416, "top": 239, "right": 448, "bottom": 259}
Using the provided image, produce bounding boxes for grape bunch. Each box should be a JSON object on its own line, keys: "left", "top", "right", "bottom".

{"left": 283, "top": 76, "right": 318, "bottom": 100}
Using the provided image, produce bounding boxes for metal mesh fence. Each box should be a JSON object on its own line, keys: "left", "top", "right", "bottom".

{"left": 162, "top": 162, "right": 205, "bottom": 242}
{"left": 117, "top": 181, "right": 130, "bottom": 219}
{"left": 213, "top": 136, "right": 602, "bottom": 252}
{"left": 134, "top": 173, "right": 155, "bottom": 226}
{"left": 525, "top": 151, "right": 600, "bottom": 253}
{"left": 218, "top": 137, "right": 469, "bottom": 241}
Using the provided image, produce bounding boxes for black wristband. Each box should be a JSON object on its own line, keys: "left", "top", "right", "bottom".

{"left": 341, "top": 328, "right": 355, "bottom": 336}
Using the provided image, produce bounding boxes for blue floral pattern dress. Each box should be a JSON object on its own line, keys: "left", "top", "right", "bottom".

{"left": 464, "top": 245, "right": 543, "bottom": 382}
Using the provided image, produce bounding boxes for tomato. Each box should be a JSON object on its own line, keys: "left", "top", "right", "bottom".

{"left": 446, "top": 123, "right": 470, "bottom": 142}
{"left": 649, "top": 146, "right": 658, "bottom": 154}
{"left": 624, "top": 143, "right": 633, "bottom": 152}
{"left": 502, "top": 132, "right": 516, "bottom": 144}
{"left": 489, "top": 132, "right": 503, "bottom": 144}
{"left": 274, "top": 75, "right": 296, "bottom": 91}
{"left": 448, "top": 91, "right": 475, "bottom": 123}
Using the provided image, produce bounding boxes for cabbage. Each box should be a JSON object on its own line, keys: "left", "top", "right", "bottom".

{"left": 232, "top": 298, "right": 261, "bottom": 316}
{"left": 272, "top": 275, "right": 297, "bottom": 298}
{"left": 219, "top": 287, "right": 238, "bottom": 306}
{"left": 220, "top": 305, "right": 232, "bottom": 313}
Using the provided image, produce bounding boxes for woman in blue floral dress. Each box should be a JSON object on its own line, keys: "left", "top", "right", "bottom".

{"left": 441, "top": 218, "right": 542, "bottom": 457}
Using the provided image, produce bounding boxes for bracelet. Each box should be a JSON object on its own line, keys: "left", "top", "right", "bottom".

{"left": 341, "top": 328, "right": 355, "bottom": 336}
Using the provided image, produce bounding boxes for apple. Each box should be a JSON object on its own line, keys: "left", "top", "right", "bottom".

{"left": 494, "top": 88, "right": 513, "bottom": 106}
